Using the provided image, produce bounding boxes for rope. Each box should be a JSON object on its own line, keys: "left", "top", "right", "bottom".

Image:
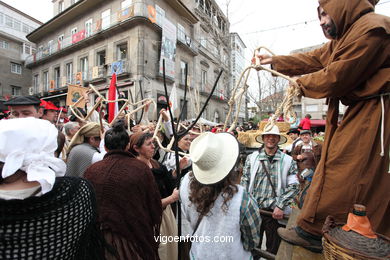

{"left": 380, "top": 95, "right": 385, "bottom": 157}
{"left": 224, "top": 46, "right": 301, "bottom": 132}
{"left": 68, "top": 84, "right": 156, "bottom": 129}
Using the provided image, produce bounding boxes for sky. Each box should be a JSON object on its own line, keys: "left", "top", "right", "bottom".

{"left": 4, "top": 0, "right": 390, "bottom": 99}
{"left": 6, "top": 0, "right": 389, "bottom": 55}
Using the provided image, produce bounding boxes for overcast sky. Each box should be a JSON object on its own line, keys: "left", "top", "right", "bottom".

{"left": 4, "top": 0, "right": 390, "bottom": 99}
{"left": 5, "top": 0, "right": 390, "bottom": 54}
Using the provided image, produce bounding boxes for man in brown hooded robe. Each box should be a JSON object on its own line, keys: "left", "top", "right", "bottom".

{"left": 257, "top": 0, "right": 389, "bottom": 252}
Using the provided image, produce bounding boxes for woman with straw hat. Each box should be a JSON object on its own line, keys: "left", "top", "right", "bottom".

{"left": 180, "top": 132, "right": 261, "bottom": 259}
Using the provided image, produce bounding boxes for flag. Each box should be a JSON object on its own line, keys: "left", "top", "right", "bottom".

{"left": 108, "top": 73, "right": 118, "bottom": 123}
{"left": 168, "top": 83, "right": 179, "bottom": 119}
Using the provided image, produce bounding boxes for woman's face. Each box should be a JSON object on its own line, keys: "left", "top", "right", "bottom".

{"left": 178, "top": 134, "right": 191, "bottom": 152}
{"left": 136, "top": 137, "right": 155, "bottom": 159}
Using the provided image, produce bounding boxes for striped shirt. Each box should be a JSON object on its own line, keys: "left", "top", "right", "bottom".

{"left": 240, "top": 149, "right": 299, "bottom": 210}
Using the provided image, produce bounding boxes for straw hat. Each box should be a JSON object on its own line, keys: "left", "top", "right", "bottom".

{"left": 190, "top": 132, "right": 239, "bottom": 185}
{"left": 255, "top": 125, "right": 287, "bottom": 145}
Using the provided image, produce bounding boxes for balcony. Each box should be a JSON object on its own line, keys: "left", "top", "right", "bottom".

{"left": 25, "top": 2, "right": 198, "bottom": 66}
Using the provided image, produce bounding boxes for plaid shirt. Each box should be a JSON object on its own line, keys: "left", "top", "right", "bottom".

{"left": 241, "top": 149, "right": 299, "bottom": 210}
{"left": 239, "top": 190, "right": 261, "bottom": 251}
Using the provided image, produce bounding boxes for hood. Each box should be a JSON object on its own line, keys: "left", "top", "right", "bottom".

{"left": 319, "top": 0, "right": 374, "bottom": 39}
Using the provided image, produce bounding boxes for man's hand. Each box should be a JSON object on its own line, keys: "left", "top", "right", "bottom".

{"left": 252, "top": 54, "right": 273, "bottom": 66}
{"left": 272, "top": 207, "right": 284, "bottom": 220}
{"left": 169, "top": 188, "right": 179, "bottom": 203}
{"left": 179, "top": 156, "right": 189, "bottom": 170}
{"left": 159, "top": 109, "right": 169, "bottom": 122}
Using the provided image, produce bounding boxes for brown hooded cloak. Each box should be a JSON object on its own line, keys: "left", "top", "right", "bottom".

{"left": 272, "top": 0, "right": 390, "bottom": 236}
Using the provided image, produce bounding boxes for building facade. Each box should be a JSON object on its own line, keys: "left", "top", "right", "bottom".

{"left": 291, "top": 44, "right": 347, "bottom": 120}
{"left": 230, "top": 32, "right": 246, "bottom": 124}
{"left": 0, "top": 1, "right": 42, "bottom": 100}
{"left": 26, "top": 0, "right": 231, "bottom": 123}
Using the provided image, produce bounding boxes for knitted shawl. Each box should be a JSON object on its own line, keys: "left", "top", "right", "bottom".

{"left": 84, "top": 150, "right": 162, "bottom": 260}
{"left": 0, "top": 177, "right": 106, "bottom": 260}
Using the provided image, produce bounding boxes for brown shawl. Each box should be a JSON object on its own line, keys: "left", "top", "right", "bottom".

{"left": 272, "top": 0, "right": 390, "bottom": 237}
{"left": 84, "top": 151, "right": 162, "bottom": 259}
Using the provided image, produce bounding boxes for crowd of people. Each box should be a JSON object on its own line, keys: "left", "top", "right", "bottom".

{"left": 0, "top": 93, "right": 325, "bottom": 259}
{"left": 0, "top": 0, "right": 388, "bottom": 259}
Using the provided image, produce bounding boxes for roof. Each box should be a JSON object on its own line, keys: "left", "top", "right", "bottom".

{"left": 0, "top": 1, "right": 43, "bottom": 25}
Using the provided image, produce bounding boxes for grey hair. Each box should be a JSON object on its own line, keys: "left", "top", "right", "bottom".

{"left": 64, "top": 122, "right": 79, "bottom": 136}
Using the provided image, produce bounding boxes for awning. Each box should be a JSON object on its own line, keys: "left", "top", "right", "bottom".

{"left": 311, "top": 119, "right": 326, "bottom": 127}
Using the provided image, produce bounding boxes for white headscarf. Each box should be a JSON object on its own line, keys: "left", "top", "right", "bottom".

{"left": 0, "top": 118, "right": 66, "bottom": 194}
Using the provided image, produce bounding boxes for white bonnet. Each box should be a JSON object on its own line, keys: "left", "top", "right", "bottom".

{"left": 0, "top": 118, "right": 66, "bottom": 194}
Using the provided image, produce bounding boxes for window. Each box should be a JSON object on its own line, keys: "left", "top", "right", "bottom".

{"left": 200, "top": 37, "right": 207, "bottom": 48}
{"left": 13, "top": 20, "right": 21, "bottom": 31}
{"left": 11, "top": 62, "right": 22, "bottom": 74}
{"left": 24, "top": 43, "right": 31, "bottom": 54}
{"left": 33, "top": 74, "right": 39, "bottom": 93}
{"left": 116, "top": 43, "right": 127, "bottom": 60}
{"left": 80, "top": 57, "right": 88, "bottom": 80}
{"left": 58, "top": 34, "right": 64, "bottom": 49}
{"left": 0, "top": 40, "right": 8, "bottom": 49}
{"left": 179, "top": 99, "right": 188, "bottom": 120}
{"left": 85, "top": 19, "right": 93, "bottom": 37}
{"left": 66, "top": 62, "right": 73, "bottom": 84}
{"left": 156, "top": 5, "right": 165, "bottom": 27}
{"left": 54, "top": 67, "right": 61, "bottom": 89}
{"left": 101, "top": 9, "right": 110, "bottom": 30}
{"left": 201, "top": 70, "right": 207, "bottom": 91}
{"left": 48, "top": 40, "right": 53, "bottom": 54}
{"left": 96, "top": 50, "right": 106, "bottom": 66}
{"left": 71, "top": 27, "right": 77, "bottom": 36}
{"left": 5, "top": 15, "right": 12, "bottom": 27}
{"left": 22, "top": 23, "right": 30, "bottom": 33}
{"left": 121, "top": 0, "right": 132, "bottom": 9}
{"left": 180, "top": 61, "right": 188, "bottom": 85}
{"left": 43, "top": 71, "right": 49, "bottom": 91}
{"left": 58, "top": 1, "right": 64, "bottom": 13}
{"left": 0, "top": 13, "right": 3, "bottom": 25}
{"left": 177, "top": 23, "right": 185, "bottom": 42}
{"left": 11, "top": 86, "right": 21, "bottom": 96}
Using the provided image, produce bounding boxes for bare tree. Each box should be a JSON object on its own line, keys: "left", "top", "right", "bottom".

{"left": 246, "top": 70, "right": 288, "bottom": 118}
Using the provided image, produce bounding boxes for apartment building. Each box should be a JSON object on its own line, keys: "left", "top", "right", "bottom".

{"left": 291, "top": 44, "right": 347, "bottom": 120}
{"left": 26, "top": 0, "right": 231, "bottom": 122}
{"left": 0, "top": 1, "right": 42, "bottom": 100}
{"left": 230, "top": 32, "right": 247, "bottom": 123}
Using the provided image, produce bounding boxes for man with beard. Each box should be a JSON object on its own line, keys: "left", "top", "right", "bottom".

{"left": 255, "top": 0, "right": 389, "bottom": 252}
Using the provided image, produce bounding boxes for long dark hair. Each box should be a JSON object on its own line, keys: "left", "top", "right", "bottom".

{"left": 188, "top": 162, "right": 240, "bottom": 217}
{"left": 104, "top": 120, "right": 129, "bottom": 150}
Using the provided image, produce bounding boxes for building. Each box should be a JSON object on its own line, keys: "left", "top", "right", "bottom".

{"left": 291, "top": 44, "right": 347, "bottom": 120}
{"left": 26, "top": 0, "right": 231, "bottom": 123}
{"left": 230, "top": 32, "right": 247, "bottom": 124}
{"left": 0, "top": 1, "right": 42, "bottom": 100}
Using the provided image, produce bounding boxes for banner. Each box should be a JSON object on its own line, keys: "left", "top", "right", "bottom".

{"left": 75, "top": 72, "right": 82, "bottom": 85}
{"left": 117, "top": 6, "right": 134, "bottom": 21}
{"left": 92, "top": 66, "right": 99, "bottom": 79}
{"left": 159, "top": 17, "right": 176, "bottom": 79}
{"left": 111, "top": 60, "right": 123, "bottom": 74}
{"left": 49, "top": 80, "right": 55, "bottom": 92}
{"left": 66, "top": 85, "right": 88, "bottom": 108}
{"left": 108, "top": 74, "right": 118, "bottom": 123}
{"left": 72, "top": 30, "right": 86, "bottom": 44}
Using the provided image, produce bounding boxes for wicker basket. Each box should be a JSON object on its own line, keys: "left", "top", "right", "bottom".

{"left": 322, "top": 217, "right": 390, "bottom": 260}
